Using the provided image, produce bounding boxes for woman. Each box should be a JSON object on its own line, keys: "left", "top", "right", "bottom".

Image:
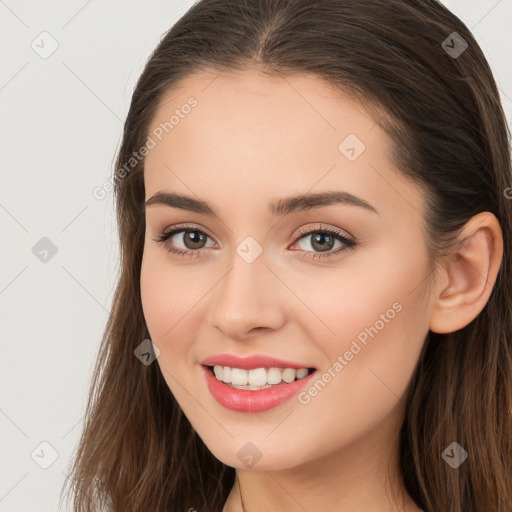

{"left": 61, "top": 0, "right": 512, "bottom": 511}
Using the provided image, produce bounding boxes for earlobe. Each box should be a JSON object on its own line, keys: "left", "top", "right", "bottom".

{"left": 429, "top": 212, "right": 503, "bottom": 334}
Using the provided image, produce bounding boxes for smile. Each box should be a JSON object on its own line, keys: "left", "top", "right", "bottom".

{"left": 212, "top": 365, "right": 313, "bottom": 389}
{"left": 201, "top": 364, "right": 317, "bottom": 412}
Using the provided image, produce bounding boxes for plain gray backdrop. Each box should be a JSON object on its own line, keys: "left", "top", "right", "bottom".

{"left": 1, "top": 1, "right": 511, "bottom": 510}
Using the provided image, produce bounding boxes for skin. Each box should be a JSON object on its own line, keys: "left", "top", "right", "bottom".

{"left": 139, "top": 67, "right": 503, "bottom": 511}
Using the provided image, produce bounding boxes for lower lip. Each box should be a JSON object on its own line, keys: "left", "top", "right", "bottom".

{"left": 201, "top": 365, "right": 317, "bottom": 412}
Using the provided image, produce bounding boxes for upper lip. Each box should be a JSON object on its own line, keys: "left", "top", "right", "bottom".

{"left": 201, "top": 353, "right": 316, "bottom": 370}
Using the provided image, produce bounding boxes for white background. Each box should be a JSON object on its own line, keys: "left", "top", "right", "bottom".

{"left": 1, "top": 1, "right": 511, "bottom": 510}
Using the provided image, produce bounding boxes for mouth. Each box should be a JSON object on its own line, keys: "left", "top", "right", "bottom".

{"left": 204, "top": 364, "right": 316, "bottom": 390}
{"left": 201, "top": 364, "right": 318, "bottom": 412}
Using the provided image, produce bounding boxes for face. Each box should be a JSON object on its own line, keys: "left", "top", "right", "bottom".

{"left": 140, "top": 68, "right": 434, "bottom": 470}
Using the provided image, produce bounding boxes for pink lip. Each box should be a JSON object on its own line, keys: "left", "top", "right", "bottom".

{"left": 200, "top": 364, "right": 317, "bottom": 413}
{"left": 200, "top": 353, "right": 315, "bottom": 370}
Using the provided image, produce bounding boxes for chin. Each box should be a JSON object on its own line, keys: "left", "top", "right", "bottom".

{"left": 200, "top": 435, "right": 310, "bottom": 471}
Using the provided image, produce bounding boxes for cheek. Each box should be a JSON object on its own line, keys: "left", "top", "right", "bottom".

{"left": 140, "top": 250, "right": 194, "bottom": 399}
{"left": 140, "top": 245, "right": 211, "bottom": 371}
{"left": 287, "top": 261, "right": 429, "bottom": 451}
{"left": 140, "top": 247, "right": 186, "bottom": 343}
{"left": 288, "top": 240, "right": 430, "bottom": 381}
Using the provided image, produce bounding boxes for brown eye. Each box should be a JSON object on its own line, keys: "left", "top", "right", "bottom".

{"left": 152, "top": 226, "right": 215, "bottom": 256}
{"left": 299, "top": 232, "right": 337, "bottom": 252}
{"left": 177, "top": 230, "right": 208, "bottom": 250}
{"left": 292, "top": 225, "right": 357, "bottom": 260}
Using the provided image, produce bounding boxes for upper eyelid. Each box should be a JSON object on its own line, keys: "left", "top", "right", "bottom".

{"left": 296, "top": 223, "right": 354, "bottom": 240}
{"left": 159, "top": 223, "right": 215, "bottom": 242}
{"left": 157, "top": 223, "right": 354, "bottom": 245}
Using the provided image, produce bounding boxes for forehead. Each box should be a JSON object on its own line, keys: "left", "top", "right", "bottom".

{"left": 147, "top": 67, "right": 376, "bottom": 146}
{"left": 142, "top": 67, "right": 423, "bottom": 222}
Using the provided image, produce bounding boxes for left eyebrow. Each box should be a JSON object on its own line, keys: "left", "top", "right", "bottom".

{"left": 144, "top": 190, "right": 378, "bottom": 217}
{"left": 269, "top": 190, "right": 378, "bottom": 216}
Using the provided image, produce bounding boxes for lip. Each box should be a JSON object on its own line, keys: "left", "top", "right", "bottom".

{"left": 200, "top": 353, "right": 315, "bottom": 370}
{"left": 201, "top": 364, "right": 317, "bottom": 413}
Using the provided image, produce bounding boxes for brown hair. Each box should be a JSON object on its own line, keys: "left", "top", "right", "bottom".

{"left": 61, "top": 1, "right": 512, "bottom": 510}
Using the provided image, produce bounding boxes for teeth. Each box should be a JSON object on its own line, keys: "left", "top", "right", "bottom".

{"left": 231, "top": 368, "right": 248, "bottom": 385}
{"left": 212, "top": 365, "right": 311, "bottom": 387}
{"left": 221, "top": 366, "right": 231, "bottom": 383}
{"left": 249, "top": 368, "right": 267, "bottom": 386}
{"left": 282, "top": 368, "right": 296, "bottom": 383}
{"left": 267, "top": 367, "right": 282, "bottom": 385}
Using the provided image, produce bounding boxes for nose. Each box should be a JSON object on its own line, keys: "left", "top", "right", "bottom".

{"left": 209, "top": 249, "right": 287, "bottom": 340}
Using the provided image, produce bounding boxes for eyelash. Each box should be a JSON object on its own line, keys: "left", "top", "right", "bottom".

{"left": 151, "top": 223, "right": 357, "bottom": 261}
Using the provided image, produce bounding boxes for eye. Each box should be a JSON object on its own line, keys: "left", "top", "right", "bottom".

{"left": 151, "top": 223, "right": 357, "bottom": 260}
{"left": 291, "top": 224, "right": 356, "bottom": 260}
{"left": 151, "top": 224, "right": 215, "bottom": 258}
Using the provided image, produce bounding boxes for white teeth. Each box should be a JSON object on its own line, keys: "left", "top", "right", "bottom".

{"left": 248, "top": 368, "right": 267, "bottom": 387}
{"left": 221, "top": 366, "right": 231, "bottom": 383}
{"left": 213, "top": 365, "right": 223, "bottom": 380}
{"left": 231, "top": 368, "right": 248, "bottom": 385}
{"left": 212, "top": 365, "right": 311, "bottom": 387}
{"left": 282, "top": 368, "right": 296, "bottom": 383}
{"left": 296, "top": 368, "right": 309, "bottom": 379}
{"left": 231, "top": 383, "right": 273, "bottom": 390}
{"left": 267, "top": 367, "right": 282, "bottom": 385}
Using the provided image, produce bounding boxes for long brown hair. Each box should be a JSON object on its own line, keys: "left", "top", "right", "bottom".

{"left": 60, "top": 1, "right": 512, "bottom": 510}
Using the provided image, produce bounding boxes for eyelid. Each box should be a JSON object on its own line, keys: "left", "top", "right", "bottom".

{"left": 290, "top": 224, "right": 357, "bottom": 259}
{"left": 153, "top": 222, "right": 354, "bottom": 243}
{"left": 152, "top": 222, "right": 357, "bottom": 259}
{"left": 155, "top": 222, "right": 215, "bottom": 241}
{"left": 294, "top": 223, "right": 355, "bottom": 242}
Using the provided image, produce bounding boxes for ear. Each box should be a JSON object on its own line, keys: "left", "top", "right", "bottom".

{"left": 429, "top": 212, "right": 503, "bottom": 334}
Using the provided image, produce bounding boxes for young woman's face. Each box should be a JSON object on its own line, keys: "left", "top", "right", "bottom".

{"left": 140, "top": 68, "right": 434, "bottom": 470}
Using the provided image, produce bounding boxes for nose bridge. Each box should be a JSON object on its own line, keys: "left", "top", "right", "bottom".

{"left": 210, "top": 242, "right": 285, "bottom": 338}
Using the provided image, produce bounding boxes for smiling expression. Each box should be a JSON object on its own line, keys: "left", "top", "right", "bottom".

{"left": 140, "top": 67, "right": 434, "bottom": 470}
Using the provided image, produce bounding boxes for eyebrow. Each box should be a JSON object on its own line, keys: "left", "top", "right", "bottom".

{"left": 144, "top": 190, "right": 378, "bottom": 217}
